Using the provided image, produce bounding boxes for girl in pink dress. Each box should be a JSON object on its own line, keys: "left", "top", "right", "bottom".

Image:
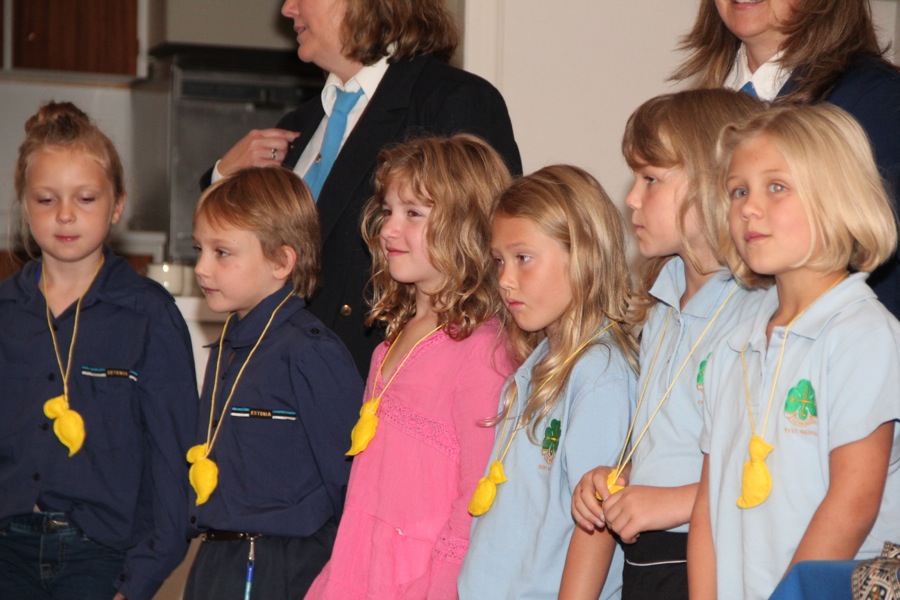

{"left": 305, "top": 134, "right": 516, "bottom": 599}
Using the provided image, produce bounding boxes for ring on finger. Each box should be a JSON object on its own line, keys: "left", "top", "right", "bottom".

{"left": 270, "top": 148, "right": 278, "bottom": 160}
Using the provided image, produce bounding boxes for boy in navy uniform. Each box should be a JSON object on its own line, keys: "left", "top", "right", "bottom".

{"left": 184, "top": 167, "right": 362, "bottom": 599}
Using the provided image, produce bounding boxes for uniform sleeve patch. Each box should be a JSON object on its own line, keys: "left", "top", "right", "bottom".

{"left": 230, "top": 407, "right": 297, "bottom": 421}
{"left": 81, "top": 366, "right": 138, "bottom": 382}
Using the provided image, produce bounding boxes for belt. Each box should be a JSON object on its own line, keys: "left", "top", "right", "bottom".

{"left": 200, "top": 529, "right": 263, "bottom": 542}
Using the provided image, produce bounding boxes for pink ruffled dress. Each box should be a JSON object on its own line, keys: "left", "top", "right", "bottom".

{"left": 305, "top": 319, "right": 513, "bottom": 599}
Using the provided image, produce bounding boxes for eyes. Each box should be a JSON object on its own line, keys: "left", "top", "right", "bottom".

{"left": 728, "top": 182, "right": 788, "bottom": 200}
{"left": 381, "top": 207, "right": 426, "bottom": 219}
{"left": 492, "top": 254, "right": 531, "bottom": 267}
{"left": 192, "top": 244, "right": 231, "bottom": 259}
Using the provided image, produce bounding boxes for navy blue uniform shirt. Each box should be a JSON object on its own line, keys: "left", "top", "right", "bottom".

{"left": 190, "top": 285, "right": 362, "bottom": 538}
{"left": 0, "top": 248, "right": 199, "bottom": 600}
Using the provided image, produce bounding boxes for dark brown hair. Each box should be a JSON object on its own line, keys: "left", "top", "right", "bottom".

{"left": 672, "top": 0, "right": 895, "bottom": 103}
{"left": 341, "top": 0, "right": 459, "bottom": 65}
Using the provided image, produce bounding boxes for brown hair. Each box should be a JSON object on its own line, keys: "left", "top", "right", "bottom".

{"left": 672, "top": 0, "right": 894, "bottom": 104}
{"left": 194, "top": 167, "right": 321, "bottom": 298}
{"left": 341, "top": 0, "right": 459, "bottom": 65}
{"left": 15, "top": 101, "right": 125, "bottom": 257}
{"left": 490, "top": 165, "right": 640, "bottom": 440}
{"left": 362, "top": 134, "right": 511, "bottom": 341}
{"left": 621, "top": 89, "right": 766, "bottom": 320}
{"left": 716, "top": 104, "right": 897, "bottom": 285}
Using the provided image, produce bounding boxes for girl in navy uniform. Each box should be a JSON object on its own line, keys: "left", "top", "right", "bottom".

{"left": 184, "top": 167, "right": 362, "bottom": 600}
{"left": 0, "top": 102, "right": 198, "bottom": 599}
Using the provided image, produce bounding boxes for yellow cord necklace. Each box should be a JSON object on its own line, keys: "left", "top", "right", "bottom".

{"left": 346, "top": 324, "right": 443, "bottom": 456}
{"left": 187, "top": 292, "right": 292, "bottom": 505}
{"left": 42, "top": 256, "right": 105, "bottom": 457}
{"left": 603, "top": 283, "right": 739, "bottom": 497}
{"left": 736, "top": 273, "right": 846, "bottom": 509}
{"left": 469, "top": 322, "right": 616, "bottom": 516}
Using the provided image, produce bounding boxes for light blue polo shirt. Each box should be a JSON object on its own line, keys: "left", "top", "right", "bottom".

{"left": 458, "top": 329, "right": 637, "bottom": 600}
{"left": 701, "top": 273, "right": 900, "bottom": 599}
{"left": 628, "top": 258, "right": 762, "bottom": 534}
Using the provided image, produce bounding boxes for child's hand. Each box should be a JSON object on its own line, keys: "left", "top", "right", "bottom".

{"left": 603, "top": 484, "right": 698, "bottom": 544}
{"left": 571, "top": 466, "right": 627, "bottom": 532}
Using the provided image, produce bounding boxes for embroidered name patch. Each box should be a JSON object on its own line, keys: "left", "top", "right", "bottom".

{"left": 81, "top": 366, "right": 138, "bottom": 381}
{"left": 230, "top": 407, "right": 297, "bottom": 421}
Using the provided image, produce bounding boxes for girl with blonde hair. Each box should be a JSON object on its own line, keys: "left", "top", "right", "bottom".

{"left": 568, "top": 89, "right": 764, "bottom": 600}
{"left": 689, "top": 103, "right": 900, "bottom": 600}
{"left": 459, "top": 165, "right": 638, "bottom": 600}
{"left": 306, "top": 134, "right": 515, "bottom": 599}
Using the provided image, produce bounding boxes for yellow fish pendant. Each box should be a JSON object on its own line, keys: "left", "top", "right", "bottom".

{"left": 737, "top": 434, "right": 774, "bottom": 508}
{"left": 468, "top": 461, "right": 508, "bottom": 516}
{"left": 594, "top": 467, "right": 626, "bottom": 502}
{"left": 187, "top": 443, "right": 219, "bottom": 506}
{"left": 346, "top": 397, "right": 381, "bottom": 456}
{"left": 43, "top": 395, "right": 85, "bottom": 457}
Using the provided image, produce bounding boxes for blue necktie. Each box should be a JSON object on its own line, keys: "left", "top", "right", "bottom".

{"left": 740, "top": 80, "right": 758, "bottom": 98}
{"left": 305, "top": 88, "right": 365, "bottom": 200}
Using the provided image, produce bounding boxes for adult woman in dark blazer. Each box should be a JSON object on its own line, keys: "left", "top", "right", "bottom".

{"left": 202, "top": 0, "right": 521, "bottom": 374}
{"left": 672, "top": 0, "right": 900, "bottom": 318}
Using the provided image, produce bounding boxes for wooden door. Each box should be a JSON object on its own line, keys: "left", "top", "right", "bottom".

{"left": 13, "top": 0, "right": 138, "bottom": 75}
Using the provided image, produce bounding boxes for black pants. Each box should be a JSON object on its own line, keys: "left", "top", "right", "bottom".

{"left": 622, "top": 530, "right": 688, "bottom": 600}
{"left": 184, "top": 520, "right": 337, "bottom": 600}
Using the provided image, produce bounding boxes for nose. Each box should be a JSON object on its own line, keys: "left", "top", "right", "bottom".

{"left": 739, "top": 189, "right": 762, "bottom": 221}
{"left": 497, "top": 263, "right": 515, "bottom": 292}
{"left": 56, "top": 199, "right": 74, "bottom": 223}
{"left": 281, "top": 0, "right": 296, "bottom": 19}
{"left": 194, "top": 252, "right": 209, "bottom": 279}
{"left": 380, "top": 212, "right": 399, "bottom": 240}
{"left": 624, "top": 180, "right": 641, "bottom": 210}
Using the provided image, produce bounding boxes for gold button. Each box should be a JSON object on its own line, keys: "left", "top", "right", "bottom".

{"left": 340, "top": 304, "right": 352, "bottom": 316}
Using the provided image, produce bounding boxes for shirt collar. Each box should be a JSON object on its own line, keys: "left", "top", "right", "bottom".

{"left": 727, "top": 45, "right": 791, "bottom": 102}
{"left": 320, "top": 55, "right": 390, "bottom": 116}
{"left": 222, "top": 285, "right": 303, "bottom": 349}
{"left": 650, "top": 257, "right": 737, "bottom": 318}
{"left": 728, "top": 272, "right": 873, "bottom": 353}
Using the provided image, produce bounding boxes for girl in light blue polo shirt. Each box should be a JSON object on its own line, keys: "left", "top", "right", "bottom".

{"left": 458, "top": 165, "right": 638, "bottom": 599}
{"left": 689, "top": 104, "right": 900, "bottom": 599}
{"left": 568, "top": 89, "right": 764, "bottom": 600}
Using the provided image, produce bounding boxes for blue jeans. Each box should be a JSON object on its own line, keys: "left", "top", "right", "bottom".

{"left": 0, "top": 512, "right": 126, "bottom": 600}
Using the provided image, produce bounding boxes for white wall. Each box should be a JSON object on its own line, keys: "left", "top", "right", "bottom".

{"left": 466, "top": 0, "right": 899, "bottom": 209}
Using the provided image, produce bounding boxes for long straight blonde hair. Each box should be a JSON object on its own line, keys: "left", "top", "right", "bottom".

{"left": 491, "top": 165, "right": 639, "bottom": 440}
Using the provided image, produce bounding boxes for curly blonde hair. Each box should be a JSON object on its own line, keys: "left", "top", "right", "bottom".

{"left": 361, "top": 134, "right": 511, "bottom": 341}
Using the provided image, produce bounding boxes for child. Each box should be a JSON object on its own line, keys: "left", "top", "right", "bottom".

{"left": 0, "top": 102, "right": 198, "bottom": 600}
{"left": 458, "top": 165, "right": 639, "bottom": 600}
{"left": 688, "top": 104, "right": 900, "bottom": 599}
{"left": 184, "top": 167, "right": 363, "bottom": 599}
{"left": 306, "top": 134, "right": 515, "bottom": 599}
{"left": 567, "top": 89, "right": 764, "bottom": 600}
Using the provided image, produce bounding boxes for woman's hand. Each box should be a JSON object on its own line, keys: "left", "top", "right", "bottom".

{"left": 217, "top": 128, "right": 301, "bottom": 177}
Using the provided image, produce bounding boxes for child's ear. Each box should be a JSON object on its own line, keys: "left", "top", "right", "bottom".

{"left": 111, "top": 193, "right": 126, "bottom": 225}
{"left": 271, "top": 245, "right": 298, "bottom": 282}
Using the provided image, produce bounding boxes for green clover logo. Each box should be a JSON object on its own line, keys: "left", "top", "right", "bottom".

{"left": 784, "top": 379, "right": 817, "bottom": 426}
